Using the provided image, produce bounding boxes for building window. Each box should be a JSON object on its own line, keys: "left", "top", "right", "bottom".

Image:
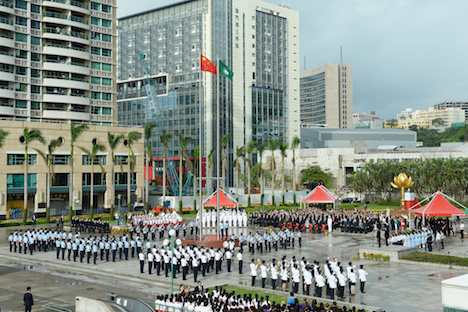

{"left": 82, "top": 155, "right": 107, "bottom": 166}
{"left": 91, "top": 77, "right": 101, "bottom": 85}
{"left": 102, "top": 49, "right": 111, "bottom": 57}
{"left": 102, "top": 19, "right": 112, "bottom": 28}
{"left": 102, "top": 63, "right": 112, "bottom": 71}
{"left": 102, "top": 93, "right": 112, "bottom": 101}
{"left": 91, "top": 1, "right": 100, "bottom": 11}
{"left": 91, "top": 32, "right": 101, "bottom": 40}
{"left": 91, "top": 106, "right": 101, "bottom": 114}
{"left": 102, "top": 34, "right": 112, "bottom": 42}
{"left": 15, "top": 16, "right": 27, "bottom": 26}
{"left": 7, "top": 173, "right": 37, "bottom": 188}
{"left": 115, "top": 172, "right": 136, "bottom": 185}
{"left": 82, "top": 173, "right": 106, "bottom": 186}
{"left": 31, "top": 36, "right": 41, "bottom": 45}
{"left": 7, "top": 154, "right": 37, "bottom": 166}
{"left": 102, "top": 78, "right": 111, "bottom": 86}
{"left": 91, "top": 92, "right": 101, "bottom": 100}
{"left": 115, "top": 155, "right": 128, "bottom": 165}
{"left": 15, "top": 100, "right": 27, "bottom": 108}
{"left": 102, "top": 4, "right": 111, "bottom": 13}
{"left": 91, "top": 62, "right": 101, "bottom": 70}
{"left": 91, "top": 47, "right": 101, "bottom": 55}
{"left": 102, "top": 107, "right": 111, "bottom": 115}
{"left": 31, "top": 20, "right": 40, "bottom": 29}
{"left": 52, "top": 173, "right": 69, "bottom": 186}
{"left": 15, "top": 33, "right": 27, "bottom": 42}
{"left": 31, "top": 4, "right": 40, "bottom": 13}
{"left": 91, "top": 17, "right": 100, "bottom": 26}
{"left": 52, "top": 155, "right": 70, "bottom": 165}
{"left": 31, "top": 102, "right": 41, "bottom": 110}
{"left": 15, "top": 0, "right": 27, "bottom": 10}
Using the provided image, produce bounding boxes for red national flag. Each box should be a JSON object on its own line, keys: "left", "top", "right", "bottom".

{"left": 201, "top": 55, "right": 217, "bottom": 74}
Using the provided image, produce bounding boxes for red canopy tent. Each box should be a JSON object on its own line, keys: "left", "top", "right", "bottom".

{"left": 411, "top": 192, "right": 466, "bottom": 217}
{"left": 203, "top": 189, "right": 238, "bottom": 208}
{"left": 300, "top": 185, "right": 338, "bottom": 209}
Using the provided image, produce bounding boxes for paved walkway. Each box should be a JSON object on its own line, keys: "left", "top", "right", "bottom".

{"left": 1, "top": 224, "right": 467, "bottom": 312}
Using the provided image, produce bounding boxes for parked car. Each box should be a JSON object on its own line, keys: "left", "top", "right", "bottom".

{"left": 342, "top": 197, "right": 360, "bottom": 203}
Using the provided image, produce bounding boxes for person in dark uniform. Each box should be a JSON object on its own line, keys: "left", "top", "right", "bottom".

{"left": 24, "top": 286, "right": 34, "bottom": 312}
{"left": 376, "top": 228, "right": 381, "bottom": 248}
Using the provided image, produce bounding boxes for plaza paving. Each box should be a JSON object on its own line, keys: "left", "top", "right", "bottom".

{"left": 0, "top": 224, "right": 467, "bottom": 312}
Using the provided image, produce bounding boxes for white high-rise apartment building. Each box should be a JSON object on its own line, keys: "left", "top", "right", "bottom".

{"left": 0, "top": 0, "right": 116, "bottom": 124}
{"left": 117, "top": 0, "right": 300, "bottom": 187}
{"left": 300, "top": 63, "right": 353, "bottom": 128}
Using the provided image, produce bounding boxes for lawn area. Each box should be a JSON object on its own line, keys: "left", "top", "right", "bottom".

{"left": 214, "top": 285, "right": 286, "bottom": 305}
{"left": 402, "top": 252, "right": 468, "bottom": 266}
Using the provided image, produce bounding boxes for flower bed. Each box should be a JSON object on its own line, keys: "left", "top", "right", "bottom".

{"left": 355, "top": 252, "right": 390, "bottom": 261}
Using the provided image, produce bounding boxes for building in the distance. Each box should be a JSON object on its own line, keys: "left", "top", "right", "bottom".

{"left": 434, "top": 101, "right": 468, "bottom": 122}
{"left": 0, "top": 120, "right": 144, "bottom": 220}
{"left": 396, "top": 107, "right": 465, "bottom": 129}
{"left": 300, "top": 63, "right": 353, "bottom": 128}
{"left": 0, "top": 0, "right": 117, "bottom": 124}
{"left": 117, "top": 0, "right": 300, "bottom": 189}
{"left": 353, "top": 111, "right": 383, "bottom": 129}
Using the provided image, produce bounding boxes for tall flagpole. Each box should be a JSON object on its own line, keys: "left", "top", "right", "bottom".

{"left": 199, "top": 58, "right": 203, "bottom": 241}
{"left": 216, "top": 56, "right": 220, "bottom": 240}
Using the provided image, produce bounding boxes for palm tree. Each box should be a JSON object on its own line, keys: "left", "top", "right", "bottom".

{"left": 160, "top": 132, "right": 172, "bottom": 210}
{"left": 0, "top": 129, "right": 9, "bottom": 147}
{"left": 125, "top": 131, "right": 142, "bottom": 211}
{"left": 234, "top": 146, "right": 245, "bottom": 201}
{"left": 79, "top": 143, "right": 106, "bottom": 219}
{"left": 178, "top": 133, "right": 192, "bottom": 212}
{"left": 291, "top": 135, "right": 300, "bottom": 204}
{"left": 193, "top": 145, "right": 201, "bottom": 209}
{"left": 280, "top": 141, "right": 289, "bottom": 205}
{"left": 21, "top": 128, "right": 46, "bottom": 224}
{"left": 144, "top": 121, "right": 158, "bottom": 213}
{"left": 35, "top": 139, "right": 62, "bottom": 223}
{"left": 245, "top": 141, "right": 256, "bottom": 207}
{"left": 69, "top": 122, "right": 89, "bottom": 218}
{"left": 257, "top": 142, "right": 267, "bottom": 206}
{"left": 268, "top": 139, "right": 279, "bottom": 205}
{"left": 221, "top": 134, "right": 230, "bottom": 188}
{"left": 107, "top": 132, "right": 124, "bottom": 220}
{"left": 207, "top": 148, "right": 215, "bottom": 195}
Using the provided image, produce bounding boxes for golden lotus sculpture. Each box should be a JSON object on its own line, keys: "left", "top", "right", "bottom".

{"left": 391, "top": 173, "right": 414, "bottom": 207}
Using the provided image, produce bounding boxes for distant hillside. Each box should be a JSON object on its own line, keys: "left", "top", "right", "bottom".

{"left": 411, "top": 124, "right": 468, "bottom": 147}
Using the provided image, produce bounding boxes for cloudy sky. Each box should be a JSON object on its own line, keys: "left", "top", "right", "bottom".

{"left": 117, "top": 0, "right": 468, "bottom": 119}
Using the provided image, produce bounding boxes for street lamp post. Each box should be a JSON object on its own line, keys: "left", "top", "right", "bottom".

{"left": 164, "top": 229, "right": 181, "bottom": 294}
{"left": 73, "top": 196, "right": 79, "bottom": 217}
{"left": 118, "top": 194, "right": 122, "bottom": 225}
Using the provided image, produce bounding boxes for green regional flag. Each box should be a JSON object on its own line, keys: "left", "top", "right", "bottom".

{"left": 219, "top": 61, "right": 234, "bottom": 80}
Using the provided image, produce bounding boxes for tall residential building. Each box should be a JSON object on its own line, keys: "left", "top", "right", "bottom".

{"left": 434, "top": 102, "right": 468, "bottom": 122}
{"left": 300, "top": 63, "right": 353, "bottom": 128}
{"left": 117, "top": 0, "right": 300, "bottom": 188}
{"left": 0, "top": 0, "right": 117, "bottom": 124}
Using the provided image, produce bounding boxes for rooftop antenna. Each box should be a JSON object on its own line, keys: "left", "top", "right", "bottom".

{"left": 340, "top": 45, "right": 343, "bottom": 64}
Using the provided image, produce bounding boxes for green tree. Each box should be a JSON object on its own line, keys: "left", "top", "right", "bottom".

{"left": 432, "top": 118, "right": 445, "bottom": 127}
{"left": 280, "top": 141, "right": 289, "bottom": 205}
{"left": 79, "top": 143, "right": 106, "bottom": 219}
{"left": 69, "top": 122, "right": 89, "bottom": 218}
{"left": 160, "top": 132, "right": 172, "bottom": 209}
{"left": 125, "top": 131, "right": 142, "bottom": 211}
{"left": 256, "top": 142, "right": 267, "bottom": 202}
{"left": 301, "top": 165, "right": 334, "bottom": 190}
{"left": 144, "top": 121, "right": 158, "bottom": 213}
{"left": 178, "top": 133, "right": 192, "bottom": 212}
{"left": 21, "top": 128, "right": 46, "bottom": 224}
{"left": 0, "top": 129, "right": 9, "bottom": 148}
{"left": 245, "top": 141, "right": 256, "bottom": 207}
{"left": 34, "top": 139, "right": 62, "bottom": 223}
{"left": 221, "top": 133, "right": 231, "bottom": 188}
{"left": 385, "top": 119, "right": 398, "bottom": 128}
{"left": 268, "top": 139, "right": 279, "bottom": 205}
{"left": 291, "top": 135, "right": 300, "bottom": 204}
{"left": 107, "top": 132, "right": 125, "bottom": 220}
{"left": 234, "top": 146, "right": 245, "bottom": 201}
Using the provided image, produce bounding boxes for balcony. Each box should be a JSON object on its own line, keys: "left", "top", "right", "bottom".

{"left": 0, "top": 105, "right": 14, "bottom": 115}
{"left": 0, "top": 51, "right": 14, "bottom": 64}
{"left": 43, "top": 60, "right": 90, "bottom": 75}
{"left": 43, "top": 77, "right": 90, "bottom": 90}
{"left": 43, "top": 109, "right": 90, "bottom": 121}
{"left": 0, "top": 87, "right": 14, "bottom": 98}
{"left": 43, "top": 44, "right": 90, "bottom": 60}
{"left": 0, "top": 1, "right": 14, "bottom": 14}
{"left": 0, "top": 34, "right": 14, "bottom": 48}
{"left": 44, "top": 12, "right": 90, "bottom": 29}
{"left": 43, "top": 27, "right": 90, "bottom": 45}
{"left": 0, "top": 17, "right": 14, "bottom": 31}
{"left": 0, "top": 70, "right": 14, "bottom": 81}
{"left": 43, "top": 93, "right": 90, "bottom": 106}
{"left": 43, "top": 0, "right": 90, "bottom": 15}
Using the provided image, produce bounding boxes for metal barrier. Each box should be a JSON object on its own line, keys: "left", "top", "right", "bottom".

{"left": 42, "top": 304, "right": 73, "bottom": 312}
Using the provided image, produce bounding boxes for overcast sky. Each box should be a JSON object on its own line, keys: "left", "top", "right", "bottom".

{"left": 117, "top": 0, "right": 468, "bottom": 119}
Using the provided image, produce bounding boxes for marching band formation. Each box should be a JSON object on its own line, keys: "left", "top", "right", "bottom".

{"left": 197, "top": 208, "right": 248, "bottom": 228}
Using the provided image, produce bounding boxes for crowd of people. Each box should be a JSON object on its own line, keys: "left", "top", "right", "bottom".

{"left": 155, "top": 285, "right": 368, "bottom": 312}
{"left": 249, "top": 207, "right": 381, "bottom": 234}
{"left": 71, "top": 217, "right": 110, "bottom": 233}
{"left": 197, "top": 209, "right": 248, "bottom": 228}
